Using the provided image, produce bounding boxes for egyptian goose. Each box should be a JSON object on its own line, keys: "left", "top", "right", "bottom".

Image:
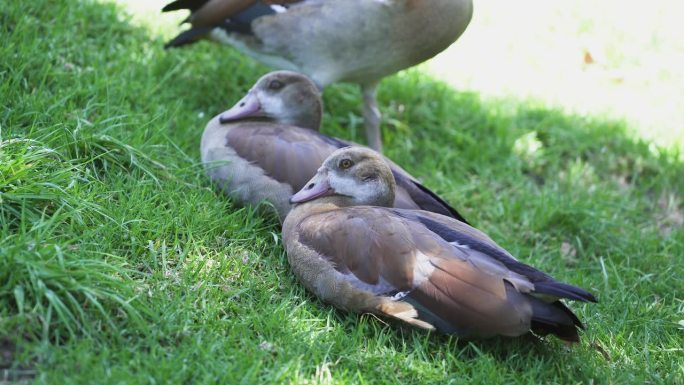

{"left": 163, "top": 0, "right": 474, "bottom": 152}
{"left": 283, "top": 147, "right": 596, "bottom": 341}
{"left": 201, "top": 71, "right": 467, "bottom": 223}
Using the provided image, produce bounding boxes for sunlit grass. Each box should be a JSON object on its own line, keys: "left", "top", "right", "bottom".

{"left": 426, "top": 0, "right": 684, "bottom": 151}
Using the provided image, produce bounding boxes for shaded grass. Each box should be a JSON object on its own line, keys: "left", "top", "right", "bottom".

{"left": 1, "top": 0, "right": 683, "bottom": 383}
{"left": 0, "top": 135, "right": 146, "bottom": 342}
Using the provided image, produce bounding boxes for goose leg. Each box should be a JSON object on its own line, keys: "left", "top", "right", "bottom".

{"left": 361, "top": 82, "right": 382, "bottom": 152}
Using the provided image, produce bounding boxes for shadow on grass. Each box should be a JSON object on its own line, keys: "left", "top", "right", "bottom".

{"left": 1, "top": 0, "right": 683, "bottom": 381}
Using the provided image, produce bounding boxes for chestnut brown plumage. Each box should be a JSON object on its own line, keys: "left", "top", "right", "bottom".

{"left": 283, "top": 147, "right": 596, "bottom": 342}
{"left": 201, "top": 71, "right": 468, "bottom": 223}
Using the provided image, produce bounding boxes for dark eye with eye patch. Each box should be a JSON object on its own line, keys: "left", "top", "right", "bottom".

{"left": 268, "top": 79, "right": 284, "bottom": 90}
{"left": 339, "top": 159, "right": 353, "bottom": 169}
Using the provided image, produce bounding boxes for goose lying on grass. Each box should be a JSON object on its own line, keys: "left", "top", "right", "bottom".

{"left": 283, "top": 147, "right": 596, "bottom": 341}
{"left": 201, "top": 71, "right": 468, "bottom": 223}
{"left": 164, "top": 0, "right": 474, "bottom": 151}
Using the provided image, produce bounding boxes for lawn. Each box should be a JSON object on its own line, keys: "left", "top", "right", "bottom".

{"left": 1, "top": 0, "right": 683, "bottom": 384}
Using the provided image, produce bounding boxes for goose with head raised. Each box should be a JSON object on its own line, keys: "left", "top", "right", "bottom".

{"left": 283, "top": 147, "right": 596, "bottom": 342}
{"left": 201, "top": 71, "right": 468, "bottom": 223}
{"left": 164, "top": 0, "right": 474, "bottom": 152}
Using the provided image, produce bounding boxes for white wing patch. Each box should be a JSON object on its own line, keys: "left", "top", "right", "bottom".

{"left": 412, "top": 251, "right": 435, "bottom": 288}
{"left": 449, "top": 241, "right": 470, "bottom": 250}
{"left": 330, "top": 251, "right": 434, "bottom": 300}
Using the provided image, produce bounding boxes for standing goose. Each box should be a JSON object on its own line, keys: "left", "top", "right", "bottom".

{"left": 201, "top": 71, "right": 467, "bottom": 223}
{"left": 283, "top": 147, "right": 596, "bottom": 341}
{"left": 164, "top": 0, "right": 474, "bottom": 152}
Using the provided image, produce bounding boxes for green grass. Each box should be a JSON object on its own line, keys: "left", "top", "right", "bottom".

{"left": 1, "top": 0, "right": 683, "bottom": 383}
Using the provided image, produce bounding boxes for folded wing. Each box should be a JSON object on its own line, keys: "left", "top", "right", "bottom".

{"left": 295, "top": 206, "right": 588, "bottom": 340}
{"left": 226, "top": 125, "right": 469, "bottom": 221}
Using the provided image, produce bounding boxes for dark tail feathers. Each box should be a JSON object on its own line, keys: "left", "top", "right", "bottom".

{"left": 164, "top": 27, "right": 213, "bottom": 48}
{"left": 534, "top": 281, "right": 597, "bottom": 303}
{"left": 162, "top": 0, "right": 209, "bottom": 13}
{"left": 412, "top": 181, "right": 470, "bottom": 225}
{"left": 529, "top": 298, "right": 584, "bottom": 342}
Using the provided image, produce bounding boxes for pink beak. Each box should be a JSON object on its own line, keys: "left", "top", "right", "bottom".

{"left": 290, "top": 172, "right": 333, "bottom": 203}
{"left": 219, "top": 91, "right": 261, "bottom": 124}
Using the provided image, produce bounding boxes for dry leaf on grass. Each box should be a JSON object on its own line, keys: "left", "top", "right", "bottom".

{"left": 657, "top": 193, "right": 684, "bottom": 237}
{"left": 259, "top": 341, "right": 274, "bottom": 352}
{"left": 561, "top": 241, "right": 578, "bottom": 267}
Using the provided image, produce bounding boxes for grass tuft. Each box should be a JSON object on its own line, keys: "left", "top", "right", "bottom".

{"left": 0, "top": 137, "right": 90, "bottom": 228}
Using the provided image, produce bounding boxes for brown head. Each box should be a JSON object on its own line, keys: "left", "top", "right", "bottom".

{"left": 290, "top": 147, "right": 396, "bottom": 207}
{"left": 218, "top": 71, "right": 322, "bottom": 130}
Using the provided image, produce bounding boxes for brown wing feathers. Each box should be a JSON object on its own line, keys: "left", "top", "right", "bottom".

{"left": 408, "top": 212, "right": 597, "bottom": 303}
{"left": 418, "top": 258, "right": 584, "bottom": 340}
{"left": 169, "top": 0, "right": 254, "bottom": 28}
{"left": 295, "top": 207, "right": 592, "bottom": 341}
{"left": 224, "top": 124, "right": 470, "bottom": 222}
{"left": 226, "top": 125, "right": 333, "bottom": 191}
{"left": 299, "top": 210, "right": 415, "bottom": 290}
{"left": 163, "top": 0, "right": 278, "bottom": 47}
{"left": 409, "top": 276, "right": 532, "bottom": 338}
